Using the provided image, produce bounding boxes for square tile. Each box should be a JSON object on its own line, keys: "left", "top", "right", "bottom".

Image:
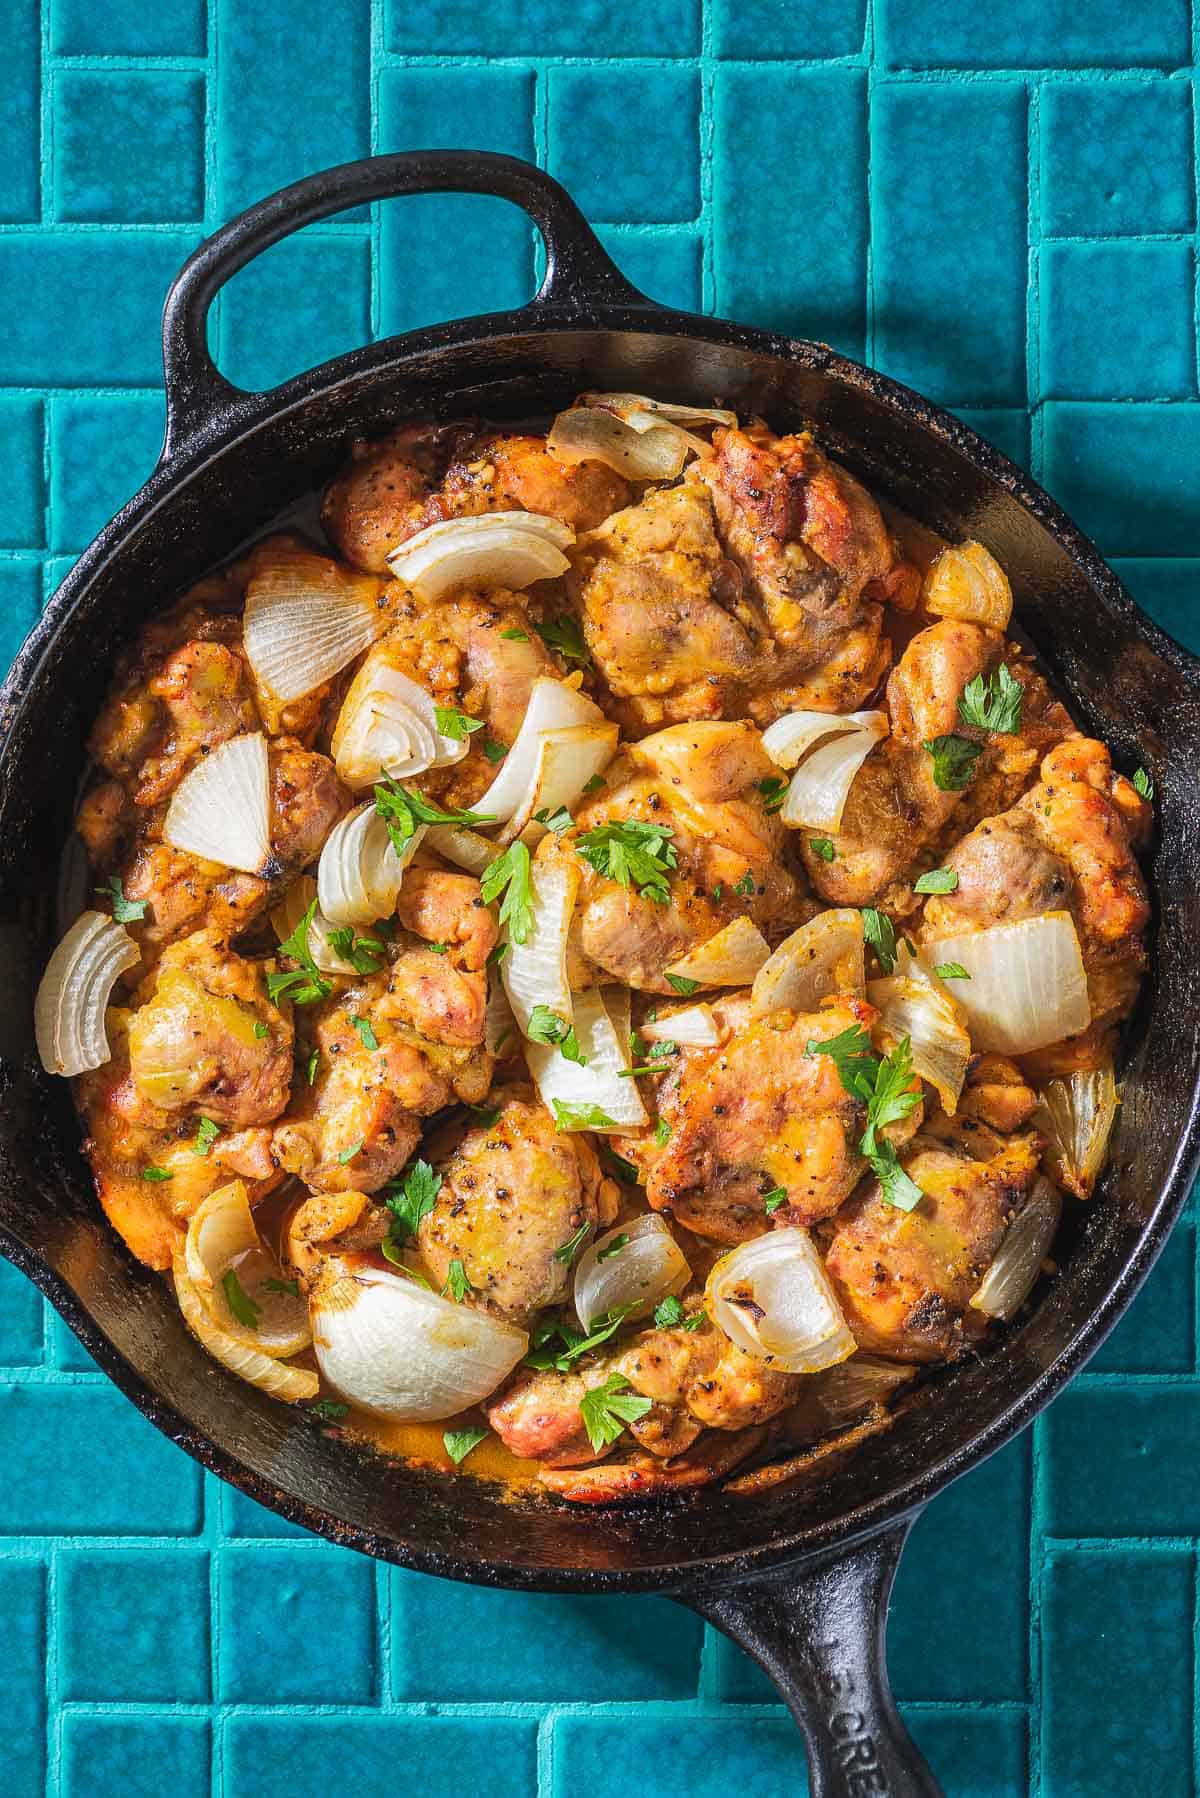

{"left": 226, "top": 1715, "right": 538, "bottom": 1798}
{"left": 1041, "top": 81, "right": 1194, "bottom": 237}
{"left": 384, "top": 0, "right": 700, "bottom": 57}
{"left": 1042, "top": 402, "right": 1200, "bottom": 556}
{"left": 217, "top": 236, "right": 371, "bottom": 392}
{"left": 1089, "top": 1221, "right": 1194, "bottom": 1373}
{"left": 1041, "top": 1384, "right": 1200, "bottom": 1537}
{"left": 61, "top": 1715, "right": 209, "bottom": 1798}
{"left": 54, "top": 72, "right": 205, "bottom": 224}
{"left": 549, "top": 1714, "right": 802, "bottom": 1797}
{"left": 0, "top": 1559, "right": 45, "bottom": 1796}
{"left": 1041, "top": 1548, "right": 1193, "bottom": 1796}
{"left": 0, "top": 0, "right": 39, "bottom": 222}
{"left": 0, "top": 1255, "right": 43, "bottom": 1364}
{"left": 0, "top": 1383, "right": 203, "bottom": 1534}
{"left": 878, "top": 0, "right": 1190, "bottom": 68}
{"left": 222, "top": 1483, "right": 314, "bottom": 1541}
{"left": 51, "top": 0, "right": 205, "bottom": 54}
{"left": 1040, "top": 242, "right": 1195, "bottom": 401}
{"left": 597, "top": 229, "right": 703, "bottom": 312}
{"left": 903, "top": 1708, "right": 1027, "bottom": 1798}
{"left": 60, "top": 1547, "right": 211, "bottom": 1701}
{"left": 548, "top": 68, "right": 701, "bottom": 224}
{"left": 49, "top": 393, "right": 165, "bottom": 554}
{"left": 0, "top": 397, "right": 44, "bottom": 549}
{"left": 377, "top": 66, "right": 536, "bottom": 336}
{"left": 872, "top": 80, "right": 1027, "bottom": 404}
{"left": 391, "top": 1574, "right": 702, "bottom": 1702}
{"left": 712, "top": 0, "right": 865, "bottom": 58}
{"left": 0, "top": 562, "right": 43, "bottom": 674}
{"left": 1111, "top": 559, "right": 1200, "bottom": 660}
{"left": 714, "top": 66, "right": 867, "bottom": 354}
{"left": 218, "top": 1544, "right": 376, "bottom": 1703}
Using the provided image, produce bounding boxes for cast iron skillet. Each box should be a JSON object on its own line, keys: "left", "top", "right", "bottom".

{"left": 2, "top": 151, "right": 1198, "bottom": 1798}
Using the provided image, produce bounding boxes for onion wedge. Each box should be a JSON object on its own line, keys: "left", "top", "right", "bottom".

{"left": 970, "top": 1177, "right": 1062, "bottom": 1320}
{"left": 331, "top": 643, "right": 467, "bottom": 787}
{"left": 500, "top": 723, "right": 619, "bottom": 845}
{"left": 921, "top": 912, "right": 1091, "bottom": 1055}
{"left": 751, "top": 909, "right": 865, "bottom": 1017}
{"left": 244, "top": 542, "right": 385, "bottom": 702}
{"left": 923, "top": 540, "right": 1012, "bottom": 630}
{"left": 500, "top": 856, "right": 579, "bottom": 1035}
{"left": 317, "top": 801, "right": 424, "bottom": 928}
{"left": 173, "top": 1252, "right": 318, "bottom": 1403}
{"left": 184, "top": 1179, "right": 311, "bottom": 1357}
{"left": 665, "top": 916, "right": 771, "bottom": 989}
{"left": 869, "top": 972, "right": 971, "bottom": 1114}
{"left": 641, "top": 1002, "right": 724, "bottom": 1048}
{"left": 761, "top": 709, "right": 875, "bottom": 771}
{"left": 1035, "top": 1064, "right": 1119, "bottom": 1199}
{"left": 423, "top": 823, "right": 497, "bottom": 876}
{"left": 706, "top": 1228, "right": 856, "bottom": 1373}
{"left": 35, "top": 910, "right": 140, "bottom": 1078}
{"left": 162, "top": 732, "right": 272, "bottom": 875}
{"left": 475, "top": 677, "right": 609, "bottom": 825}
{"left": 779, "top": 713, "right": 889, "bottom": 833}
{"left": 385, "top": 512, "right": 573, "bottom": 599}
{"left": 547, "top": 405, "right": 697, "bottom": 480}
{"left": 526, "top": 986, "right": 648, "bottom": 1131}
{"left": 580, "top": 392, "right": 738, "bottom": 431}
{"left": 574, "top": 1214, "right": 691, "bottom": 1332}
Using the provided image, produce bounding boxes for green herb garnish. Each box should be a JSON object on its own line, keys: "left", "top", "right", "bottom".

{"left": 262, "top": 1278, "right": 300, "bottom": 1298}
{"left": 809, "top": 838, "right": 835, "bottom": 862}
{"left": 913, "top": 868, "right": 958, "bottom": 895}
{"left": 653, "top": 1118, "right": 671, "bottom": 1148}
{"left": 442, "top": 1258, "right": 473, "bottom": 1303}
{"left": 1133, "top": 766, "right": 1154, "bottom": 801}
{"left": 804, "top": 1027, "right": 924, "bottom": 1210}
{"left": 581, "top": 773, "right": 606, "bottom": 796}
{"left": 665, "top": 973, "right": 700, "bottom": 997}
{"left": 98, "top": 875, "right": 147, "bottom": 923}
{"left": 763, "top": 1187, "right": 788, "bottom": 1214}
{"left": 142, "top": 1165, "right": 172, "bottom": 1182}
{"left": 862, "top": 906, "right": 898, "bottom": 973}
{"left": 597, "top": 1232, "right": 629, "bottom": 1262}
{"left": 756, "top": 775, "right": 788, "bottom": 814}
{"left": 435, "top": 704, "right": 486, "bottom": 741}
{"left": 934, "top": 961, "right": 970, "bottom": 981}
{"left": 253, "top": 1021, "right": 269, "bottom": 1039}
{"left": 308, "top": 1399, "right": 349, "bottom": 1421}
{"left": 523, "top": 1303, "right": 636, "bottom": 1372}
{"left": 267, "top": 899, "right": 333, "bottom": 1006}
{"left": 958, "top": 662, "right": 1023, "bottom": 735}
{"left": 534, "top": 804, "right": 573, "bottom": 834}
{"left": 337, "top": 1140, "right": 363, "bottom": 1164}
{"left": 734, "top": 870, "right": 755, "bottom": 898}
{"left": 443, "top": 1426, "right": 488, "bottom": 1465}
{"left": 579, "top": 1373, "right": 653, "bottom": 1452}
{"left": 222, "top": 1268, "right": 261, "bottom": 1330}
{"left": 922, "top": 734, "right": 982, "bottom": 793}
{"left": 551, "top": 1099, "right": 617, "bottom": 1132}
{"left": 374, "top": 778, "right": 496, "bottom": 854}
{"left": 384, "top": 1158, "right": 442, "bottom": 1244}
{"left": 535, "top": 613, "right": 592, "bottom": 665}
{"left": 553, "top": 1221, "right": 593, "bottom": 1266}
{"left": 527, "top": 1002, "right": 586, "bottom": 1064}
{"left": 480, "top": 839, "right": 535, "bottom": 945}
{"left": 500, "top": 627, "right": 529, "bottom": 642}
{"left": 603, "top": 1148, "right": 641, "bottom": 1186}
{"left": 328, "top": 926, "right": 386, "bottom": 975}
{"left": 306, "top": 1048, "right": 320, "bottom": 1085}
{"left": 575, "top": 818, "right": 678, "bottom": 905}
{"left": 193, "top": 1116, "right": 220, "bottom": 1157}
{"left": 482, "top": 739, "right": 507, "bottom": 764}
{"left": 351, "top": 1014, "right": 379, "bottom": 1052}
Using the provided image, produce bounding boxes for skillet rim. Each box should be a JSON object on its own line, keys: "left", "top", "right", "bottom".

{"left": 3, "top": 301, "right": 1199, "bottom": 1592}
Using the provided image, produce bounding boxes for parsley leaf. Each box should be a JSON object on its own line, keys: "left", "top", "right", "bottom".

{"left": 267, "top": 899, "right": 332, "bottom": 1006}
{"left": 384, "top": 1159, "right": 442, "bottom": 1244}
{"left": 603, "top": 1148, "right": 641, "bottom": 1186}
{"left": 552, "top": 1099, "right": 617, "bottom": 1132}
{"left": 872, "top": 1138, "right": 925, "bottom": 1212}
{"left": 756, "top": 775, "right": 788, "bottom": 814}
{"left": 653, "top": 1295, "right": 706, "bottom": 1332}
{"left": 666, "top": 973, "right": 700, "bottom": 997}
{"left": 308, "top": 1398, "right": 349, "bottom": 1421}
{"left": 500, "top": 627, "right": 529, "bottom": 642}
{"left": 653, "top": 1118, "right": 671, "bottom": 1147}
{"left": 553, "top": 1221, "right": 593, "bottom": 1266}
{"left": 98, "top": 875, "right": 148, "bottom": 923}
{"left": 581, "top": 773, "right": 606, "bottom": 796}
{"left": 763, "top": 1187, "right": 788, "bottom": 1214}
{"left": 480, "top": 839, "right": 535, "bottom": 945}
{"left": 337, "top": 1140, "right": 363, "bottom": 1164}
{"left": 442, "top": 1258, "right": 473, "bottom": 1302}
{"left": 142, "top": 1165, "right": 172, "bottom": 1182}
{"left": 373, "top": 778, "right": 496, "bottom": 855}
{"left": 523, "top": 1304, "right": 636, "bottom": 1372}
{"left": 734, "top": 870, "right": 755, "bottom": 898}
{"left": 482, "top": 739, "right": 507, "bottom": 764}
{"left": 351, "top": 1014, "right": 379, "bottom": 1052}
{"left": 306, "top": 1048, "right": 320, "bottom": 1085}
{"left": 535, "top": 613, "right": 591, "bottom": 665}
{"left": 934, "top": 961, "right": 970, "bottom": 981}
{"left": 443, "top": 1426, "right": 489, "bottom": 1465}
{"left": 253, "top": 1021, "right": 269, "bottom": 1039}
{"left": 575, "top": 819, "right": 678, "bottom": 905}
{"left": 862, "top": 906, "right": 898, "bottom": 973}
{"left": 804, "top": 1022, "right": 880, "bottom": 1101}
{"left": 534, "top": 804, "right": 574, "bottom": 834}
{"left": 263, "top": 1277, "right": 300, "bottom": 1298}
{"left": 327, "top": 926, "right": 386, "bottom": 975}
{"left": 805, "top": 1030, "right": 924, "bottom": 1210}
{"left": 222, "top": 1268, "right": 261, "bottom": 1330}
{"left": 1133, "top": 765, "right": 1154, "bottom": 801}
{"left": 486, "top": 941, "right": 509, "bottom": 968}
{"left": 809, "top": 837, "right": 836, "bottom": 862}
{"left": 193, "top": 1116, "right": 220, "bottom": 1157}
{"left": 527, "top": 1003, "right": 572, "bottom": 1048}
{"left": 958, "top": 662, "right": 1023, "bottom": 735}
{"left": 435, "top": 704, "right": 486, "bottom": 741}
{"left": 913, "top": 868, "right": 958, "bottom": 895}
{"left": 579, "top": 1373, "right": 653, "bottom": 1452}
{"left": 858, "top": 1035, "right": 921, "bottom": 1160}
{"left": 923, "top": 734, "right": 982, "bottom": 792}
{"left": 468, "top": 1103, "right": 502, "bottom": 1129}
{"left": 597, "top": 1232, "right": 629, "bottom": 1262}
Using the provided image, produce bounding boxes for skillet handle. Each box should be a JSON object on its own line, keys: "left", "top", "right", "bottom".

{"left": 677, "top": 1516, "right": 943, "bottom": 1798}
{"left": 159, "top": 148, "right": 655, "bottom": 458}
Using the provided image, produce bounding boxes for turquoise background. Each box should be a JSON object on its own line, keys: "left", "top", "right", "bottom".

{"left": 2, "top": 1, "right": 1199, "bottom": 1792}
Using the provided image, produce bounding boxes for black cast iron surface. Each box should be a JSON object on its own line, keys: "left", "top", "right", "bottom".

{"left": 2, "top": 152, "right": 1198, "bottom": 1798}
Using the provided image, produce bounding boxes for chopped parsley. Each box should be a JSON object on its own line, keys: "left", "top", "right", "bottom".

{"left": 306, "top": 1048, "right": 320, "bottom": 1085}
{"left": 192, "top": 1116, "right": 220, "bottom": 1158}
{"left": 551, "top": 1099, "right": 617, "bottom": 1132}
{"left": 267, "top": 899, "right": 332, "bottom": 1005}
{"left": 871, "top": 1138, "right": 924, "bottom": 1212}
{"left": 653, "top": 1118, "right": 671, "bottom": 1148}
{"left": 579, "top": 1373, "right": 653, "bottom": 1453}
{"left": 734, "top": 870, "right": 755, "bottom": 898}
{"left": 253, "top": 1021, "right": 269, "bottom": 1039}
{"left": 534, "top": 804, "right": 573, "bottom": 834}
{"left": 384, "top": 1158, "right": 442, "bottom": 1244}
{"left": 222, "top": 1268, "right": 261, "bottom": 1330}
{"left": 482, "top": 739, "right": 507, "bottom": 764}
{"left": 337, "top": 1140, "right": 363, "bottom": 1164}
{"left": 934, "top": 961, "right": 970, "bottom": 981}
{"left": 809, "top": 837, "right": 836, "bottom": 862}
{"left": 1133, "top": 765, "right": 1154, "bottom": 801}
{"left": 756, "top": 775, "right": 788, "bottom": 814}
{"left": 762, "top": 1187, "right": 788, "bottom": 1214}
{"left": 308, "top": 1398, "right": 349, "bottom": 1421}
{"left": 442, "top": 1258, "right": 473, "bottom": 1303}
{"left": 142, "top": 1165, "right": 172, "bottom": 1182}
{"left": 552, "top": 1221, "right": 593, "bottom": 1266}
{"left": 486, "top": 941, "right": 509, "bottom": 968}
{"left": 500, "top": 626, "right": 529, "bottom": 642}
{"left": 535, "top": 613, "right": 592, "bottom": 665}
{"left": 327, "top": 926, "right": 386, "bottom": 975}
{"left": 958, "top": 662, "right": 1023, "bottom": 735}
{"left": 665, "top": 973, "right": 700, "bottom": 997}
{"left": 443, "top": 1426, "right": 488, "bottom": 1465}
{"left": 653, "top": 1295, "right": 706, "bottom": 1332}
{"left": 603, "top": 1148, "right": 641, "bottom": 1186}
{"left": 862, "top": 906, "right": 898, "bottom": 973}
{"left": 351, "top": 1014, "right": 379, "bottom": 1052}
{"left": 913, "top": 868, "right": 958, "bottom": 895}
{"left": 373, "top": 777, "right": 496, "bottom": 854}
{"left": 524, "top": 1304, "right": 636, "bottom": 1372}
{"left": 922, "top": 734, "right": 982, "bottom": 793}
{"left": 581, "top": 773, "right": 606, "bottom": 796}
{"left": 427, "top": 941, "right": 449, "bottom": 955}
{"left": 98, "top": 875, "right": 147, "bottom": 923}
{"left": 434, "top": 704, "right": 486, "bottom": 741}
{"left": 575, "top": 819, "right": 678, "bottom": 905}
{"left": 262, "top": 1277, "right": 300, "bottom": 1298}
{"left": 480, "top": 839, "right": 535, "bottom": 944}
{"left": 468, "top": 1103, "right": 502, "bottom": 1129}
{"left": 804, "top": 1027, "right": 924, "bottom": 1210}
{"left": 597, "top": 1232, "right": 629, "bottom": 1262}
{"left": 526, "top": 1003, "right": 586, "bottom": 1064}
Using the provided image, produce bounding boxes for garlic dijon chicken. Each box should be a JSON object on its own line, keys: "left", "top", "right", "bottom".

{"left": 37, "top": 393, "right": 1152, "bottom": 1502}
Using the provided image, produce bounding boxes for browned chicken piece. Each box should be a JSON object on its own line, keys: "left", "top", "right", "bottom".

{"left": 96, "top": 639, "right": 260, "bottom": 808}
{"left": 125, "top": 927, "right": 293, "bottom": 1127}
{"left": 547, "top": 724, "right": 798, "bottom": 993}
{"left": 954, "top": 1054, "right": 1041, "bottom": 1136}
{"left": 376, "top": 945, "right": 489, "bottom": 1049}
{"left": 635, "top": 995, "right": 920, "bottom": 1241}
{"left": 568, "top": 481, "right": 767, "bottom": 725}
{"left": 272, "top": 980, "right": 491, "bottom": 1191}
{"left": 285, "top": 1188, "right": 388, "bottom": 1288}
{"left": 920, "top": 737, "right": 1151, "bottom": 1067}
{"left": 486, "top": 1363, "right": 624, "bottom": 1467}
{"left": 394, "top": 868, "right": 498, "bottom": 971}
{"left": 321, "top": 423, "right": 466, "bottom": 571}
{"left": 823, "top": 1130, "right": 1042, "bottom": 1362}
{"left": 802, "top": 621, "right": 1074, "bottom": 909}
{"left": 537, "top": 1427, "right": 765, "bottom": 1502}
{"left": 418, "top": 1093, "right": 618, "bottom": 1322}
{"left": 435, "top": 433, "right": 633, "bottom": 535}
{"left": 269, "top": 744, "right": 352, "bottom": 870}
{"left": 76, "top": 778, "right": 131, "bottom": 866}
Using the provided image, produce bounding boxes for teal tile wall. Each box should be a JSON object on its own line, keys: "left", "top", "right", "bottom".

{"left": 1, "top": 4, "right": 1199, "bottom": 1793}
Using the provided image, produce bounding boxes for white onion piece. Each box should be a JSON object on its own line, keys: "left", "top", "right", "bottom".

{"left": 780, "top": 715, "right": 889, "bottom": 833}
{"left": 807, "top": 1354, "right": 917, "bottom": 1427}
{"left": 665, "top": 916, "right": 771, "bottom": 988}
{"left": 423, "top": 823, "right": 497, "bottom": 876}
{"left": 35, "top": 909, "right": 140, "bottom": 1077}
{"left": 163, "top": 732, "right": 272, "bottom": 874}
{"left": 184, "top": 1179, "right": 311, "bottom": 1357}
{"left": 602, "top": 984, "right": 632, "bottom": 1055}
{"left": 385, "top": 511, "right": 573, "bottom": 599}
{"left": 317, "top": 801, "right": 424, "bottom": 928}
{"left": 641, "top": 1002, "right": 722, "bottom": 1048}
{"left": 243, "top": 543, "right": 385, "bottom": 702}
{"left": 332, "top": 645, "right": 467, "bottom": 787}
{"left": 500, "top": 857, "right": 579, "bottom": 1034}
{"left": 501, "top": 723, "right": 619, "bottom": 844}
{"left": 921, "top": 912, "right": 1091, "bottom": 1054}
{"left": 526, "top": 986, "right": 647, "bottom": 1131}
{"left": 706, "top": 1228, "right": 856, "bottom": 1373}
{"left": 311, "top": 1265, "right": 527, "bottom": 1421}
{"left": 761, "top": 709, "right": 877, "bottom": 771}
{"left": 751, "top": 909, "right": 865, "bottom": 1017}
{"left": 485, "top": 971, "right": 519, "bottom": 1058}
{"left": 970, "top": 1177, "right": 1062, "bottom": 1320}
{"left": 475, "top": 677, "right": 608, "bottom": 824}
{"left": 868, "top": 972, "right": 971, "bottom": 1114}
{"left": 574, "top": 1214, "right": 691, "bottom": 1332}
{"left": 581, "top": 392, "right": 737, "bottom": 429}
{"left": 923, "top": 540, "right": 1012, "bottom": 630}
{"left": 1035, "top": 1064, "right": 1119, "bottom": 1199}
{"left": 173, "top": 1252, "right": 318, "bottom": 1403}
{"left": 547, "top": 406, "right": 694, "bottom": 479}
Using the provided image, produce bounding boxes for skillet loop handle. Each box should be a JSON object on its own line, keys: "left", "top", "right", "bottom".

{"left": 678, "top": 1517, "right": 943, "bottom": 1798}
{"left": 159, "top": 149, "right": 656, "bottom": 459}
